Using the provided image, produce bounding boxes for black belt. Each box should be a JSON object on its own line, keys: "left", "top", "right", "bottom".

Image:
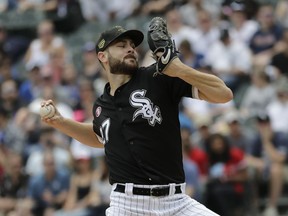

{"left": 114, "top": 184, "right": 182, "bottom": 197}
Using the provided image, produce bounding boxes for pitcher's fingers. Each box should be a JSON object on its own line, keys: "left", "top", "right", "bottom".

{"left": 46, "top": 99, "right": 54, "bottom": 105}
{"left": 40, "top": 100, "right": 54, "bottom": 107}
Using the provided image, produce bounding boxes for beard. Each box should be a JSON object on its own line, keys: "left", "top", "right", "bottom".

{"left": 108, "top": 52, "right": 138, "bottom": 75}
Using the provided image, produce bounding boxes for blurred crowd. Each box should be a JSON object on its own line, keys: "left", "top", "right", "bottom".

{"left": 0, "top": 0, "right": 288, "bottom": 216}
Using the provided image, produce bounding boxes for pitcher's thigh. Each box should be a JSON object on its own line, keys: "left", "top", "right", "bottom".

{"left": 174, "top": 197, "right": 219, "bottom": 216}
{"left": 106, "top": 206, "right": 147, "bottom": 216}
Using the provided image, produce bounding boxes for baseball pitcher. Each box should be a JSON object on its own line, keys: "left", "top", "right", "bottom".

{"left": 41, "top": 17, "right": 233, "bottom": 215}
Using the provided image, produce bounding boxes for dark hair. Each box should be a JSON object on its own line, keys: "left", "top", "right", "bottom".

{"left": 0, "top": 104, "right": 9, "bottom": 118}
{"left": 252, "top": 66, "right": 270, "bottom": 83}
{"left": 205, "top": 133, "right": 230, "bottom": 165}
{"left": 179, "top": 40, "right": 192, "bottom": 51}
{"left": 220, "top": 28, "right": 230, "bottom": 41}
{"left": 256, "top": 111, "right": 270, "bottom": 123}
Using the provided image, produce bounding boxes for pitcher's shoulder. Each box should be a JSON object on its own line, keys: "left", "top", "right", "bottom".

{"left": 138, "top": 64, "right": 156, "bottom": 72}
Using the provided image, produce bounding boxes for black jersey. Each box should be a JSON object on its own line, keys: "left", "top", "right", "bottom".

{"left": 92, "top": 64, "right": 195, "bottom": 185}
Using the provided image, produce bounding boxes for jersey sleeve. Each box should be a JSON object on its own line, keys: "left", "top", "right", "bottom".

{"left": 92, "top": 102, "right": 101, "bottom": 136}
{"left": 170, "top": 76, "right": 195, "bottom": 99}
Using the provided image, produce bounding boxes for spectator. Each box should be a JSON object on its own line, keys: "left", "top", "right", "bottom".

{"left": 3, "top": 0, "right": 18, "bottom": 11}
{"left": 245, "top": 113, "right": 288, "bottom": 216}
{"left": 57, "top": 64, "right": 80, "bottom": 109}
{"left": 0, "top": 152, "right": 28, "bottom": 215}
{"left": 69, "top": 139, "right": 105, "bottom": 165}
{"left": 179, "top": 0, "right": 221, "bottom": 28}
{"left": 80, "top": 0, "right": 140, "bottom": 23}
{"left": 192, "top": 10, "right": 220, "bottom": 58}
{"left": 240, "top": 66, "right": 276, "bottom": 119}
{"left": 79, "top": 42, "right": 107, "bottom": 98}
{"left": 228, "top": 1, "right": 258, "bottom": 44}
{"left": 0, "top": 24, "right": 30, "bottom": 67}
{"left": 275, "top": 0, "right": 288, "bottom": 28}
{"left": 270, "top": 28, "right": 288, "bottom": 80}
{"left": 73, "top": 78, "right": 97, "bottom": 122}
{"left": 224, "top": 110, "right": 254, "bottom": 153}
{"left": 105, "top": 0, "right": 140, "bottom": 21}
{"left": 24, "top": 20, "right": 66, "bottom": 71}
{"left": 80, "top": 41, "right": 102, "bottom": 80}
{"left": 0, "top": 0, "right": 8, "bottom": 12}
{"left": 55, "top": 147, "right": 99, "bottom": 216}
{"left": 205, "top": 27, "right": 252, "bottom": 93}
{"left": 17, "top": 0, "right": 49, "bottom": 11}
{"left": 18, "top": 64, "right": 43, "bottom": 105}
{"left": 0, "top": 79, "right": 22, "bottom": 115}
{"left": 189, "top": 116, "right": 212, "bottom": 176}
{"left": 141, "top": 0, "right": 172, "bottom": 17}
{"left": 23, "top": 150, "right": 70, "bottom": 216}
{"left": 42, "top": 0, "right": 84, "bottom": 34}
{"left": 28, "top": 81, "right": 74, "bottom": 120}
{"left": 30, "top": 64, "right": 55, "bottom": 91}
{"left": 266, "top": 79, "right": 288, "bottom": 134}
{"left": 0, "top": 105, "right": 26, "bottom": 154}
{"left": 47, "top": 44, "right": 67, "bottom": 85}
{"left": 204, "top": 133, "right": 248, "bottom": 216}
{"left": 178, "top": 39, "right": 204, "bottom": 70}
{"left": 14, "top": 107, "right": 42, "bottom": 159}
{"left": 89, "top": 156, "right": 111, "bottom": 216}
{"left": 0, "top": 55, "right": 12, "bottom": 82}
{"left": 191, "top": 116, "right": 211, "bottom": 147}
{"left": 165, "top": 8, "right": 197, "bottom": 49}
{"left": 221, "top": 0, "right": 259, "bottom": 21}
{"left": 78, "top": 0, "right": 103, "bottom": 22}
{"left": 181, "top": 125, "right": 201, "bottom": 201}
{"left": 25, "top": 127, "right": 71, "bottom": 177}
{"left": 249, "top": 4, "right": 283, "bottom": 66}
{"left": 182, "top": 92, "right": 235, "bottom": 122}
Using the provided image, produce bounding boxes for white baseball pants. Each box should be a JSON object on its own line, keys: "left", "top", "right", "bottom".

{"left": 106, "top": 183, "right": 219, "bottom": 216}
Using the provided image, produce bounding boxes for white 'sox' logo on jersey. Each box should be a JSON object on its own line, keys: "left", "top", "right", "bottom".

{"left": 129, "top": 89, "right": 162, "bottom": 126}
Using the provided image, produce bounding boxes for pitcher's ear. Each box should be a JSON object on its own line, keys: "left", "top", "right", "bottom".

{"left": 98, "top": 51, "right": 108, "bottom": 64}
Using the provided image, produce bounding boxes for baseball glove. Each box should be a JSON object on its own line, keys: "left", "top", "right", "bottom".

{"left": 147, "top": 17, "right": 178, "bottom": 76}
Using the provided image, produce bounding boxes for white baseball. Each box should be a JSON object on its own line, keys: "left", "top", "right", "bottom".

{"left": 40, "top": 104, "right": 56, "bottom": 118}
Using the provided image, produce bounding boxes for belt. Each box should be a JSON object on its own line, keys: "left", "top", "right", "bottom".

{"left": 114, "top": 184, "right": 182, "bottom": 197}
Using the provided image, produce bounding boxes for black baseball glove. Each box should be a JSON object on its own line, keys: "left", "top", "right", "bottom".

{"left": 147, "top": 17, "right": 178, "bottom": 76}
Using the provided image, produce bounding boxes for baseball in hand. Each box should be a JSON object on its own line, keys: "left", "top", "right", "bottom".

{"left": 40, "top": 104, "right": 56, "bottom": 118}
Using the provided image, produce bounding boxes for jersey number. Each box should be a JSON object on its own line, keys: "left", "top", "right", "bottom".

{"left": 100, "top": 118, "right": 110, "bottom": 144}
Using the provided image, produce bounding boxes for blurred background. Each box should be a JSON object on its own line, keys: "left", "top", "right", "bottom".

{"left": 0, "top": 0, "right": 288, "bottom": 216}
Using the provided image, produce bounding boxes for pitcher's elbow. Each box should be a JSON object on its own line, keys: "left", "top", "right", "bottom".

{"left": 223, "top": 88, "right": 234, "bottom": 102}
{"left": 216, "top": 88, "right": 234, "bottom": 103}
